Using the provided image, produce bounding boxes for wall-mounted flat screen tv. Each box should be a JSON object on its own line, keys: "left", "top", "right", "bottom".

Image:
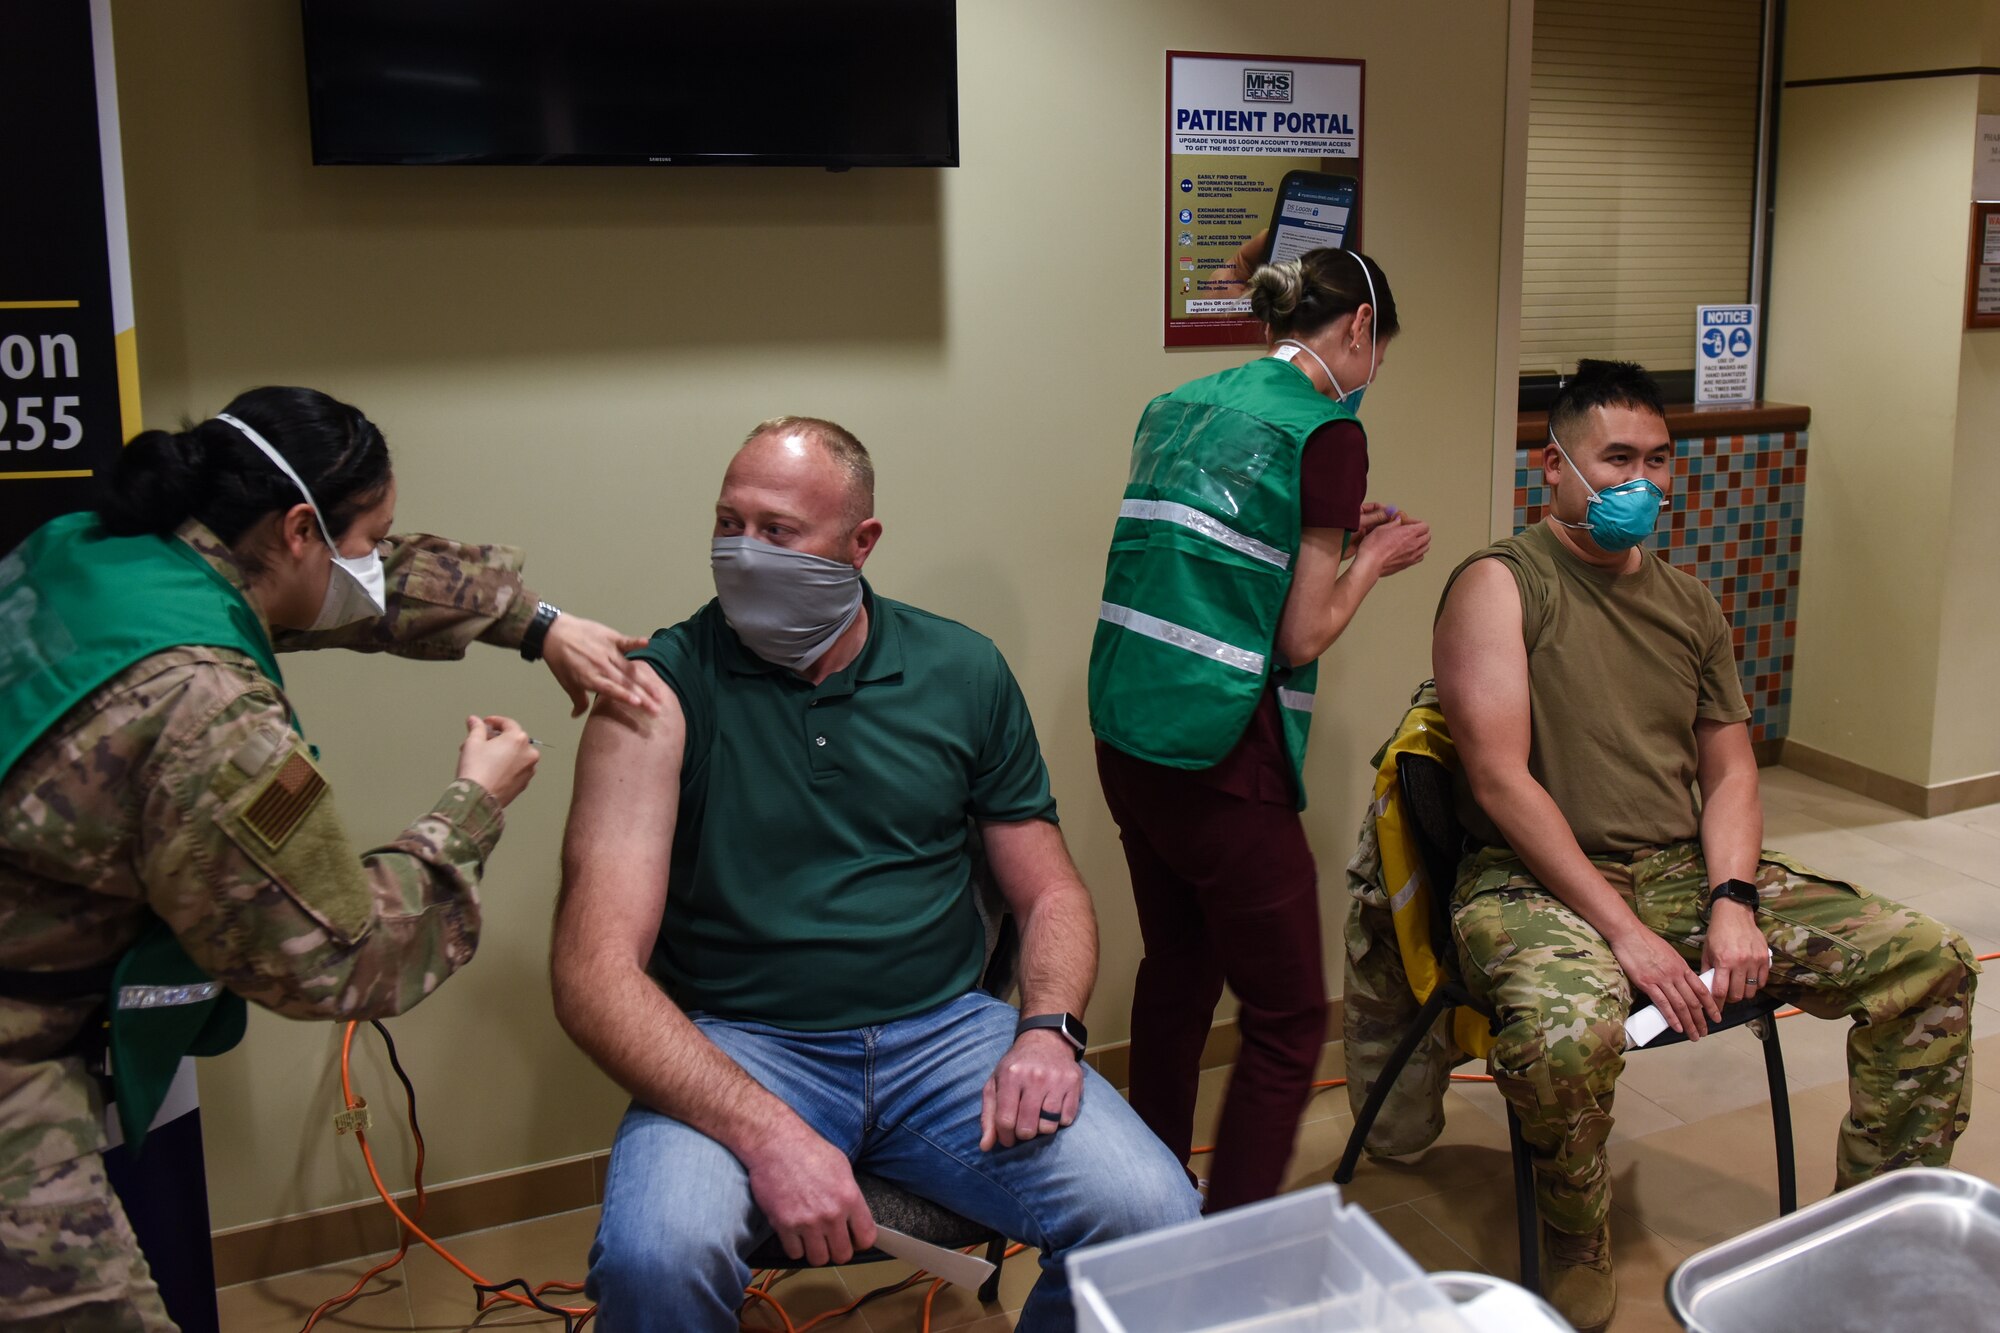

{"left": 302, "top": 1, "right": 958, "bottom": 167}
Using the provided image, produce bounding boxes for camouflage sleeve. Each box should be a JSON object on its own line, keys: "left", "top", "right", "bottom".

{"left": 134, "top": 678, "right": 503, "bottom": 1021}
{"left": 271, "top": 533, "right": 542, "bottom": 660}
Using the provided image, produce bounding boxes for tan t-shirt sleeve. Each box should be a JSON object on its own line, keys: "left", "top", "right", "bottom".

{"left": 1695, "top": 598, "right": 1752, "bottom": 723}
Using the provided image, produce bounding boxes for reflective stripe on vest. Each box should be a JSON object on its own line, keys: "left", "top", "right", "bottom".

{"left": 118, "top": 982, "right": 222, "bottom": 1010}
{"left": 1097, "top": 601, "right": 1265, "bottom": 675}
{"left": 1116, "top": 499, "right": 1291, "bottom": 570}
{"left": 1088, "top": 356, "right": 1359, "bottom": 805}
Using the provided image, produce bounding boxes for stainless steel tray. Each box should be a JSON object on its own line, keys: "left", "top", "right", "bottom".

{"left": 1668, "top": 1168, "right": 2000, "bottom": 1332}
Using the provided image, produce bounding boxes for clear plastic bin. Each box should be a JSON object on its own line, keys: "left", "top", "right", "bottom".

{"left": 1067, "top": 1185, "right": 1476, "bottom": 1333}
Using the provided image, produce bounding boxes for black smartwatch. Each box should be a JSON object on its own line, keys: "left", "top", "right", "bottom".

{"left": 1708, "top": 878, "right": 1760, "bottom": 914}
{"left": 518, "top": 600, "right": 561, "bottom": 662}
{"left": 1016, "top": 1012, "right": 1088, "bottom": 1060}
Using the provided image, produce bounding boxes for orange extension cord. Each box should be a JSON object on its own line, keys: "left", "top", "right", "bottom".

{"left": 302, "top": 1020, "right": 1014, "bottom": 1333}
{"left": 309, "top": 950, "right": 2000, "bottom": 1332}
{"left": 298, "top": 1021, "right": 592, "bottom": 1333}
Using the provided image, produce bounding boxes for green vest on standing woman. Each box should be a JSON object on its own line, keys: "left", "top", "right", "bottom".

{"left": 0, "top": 512, "right": 271, "bottom": 1150}
{"left": 1089, "top": 355, "right": 1358, "bottom": 810}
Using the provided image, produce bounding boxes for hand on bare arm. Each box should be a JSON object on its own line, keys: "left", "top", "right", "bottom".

{"left": 542, "top": 613, "right": 671, "bottom": 717}
{"left": 976, "top": 818, "right": 1094, "bottom": 1150}
{"left": 1434, "top": 558, "right": 1718, "bottom": 1039}
{"left": 551, "top": 687, "right": 872, "bottom": 1259}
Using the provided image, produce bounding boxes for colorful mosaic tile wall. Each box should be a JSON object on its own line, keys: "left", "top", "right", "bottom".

{"left": 1512, "top": 428, "right": 1806, "bottom": 742}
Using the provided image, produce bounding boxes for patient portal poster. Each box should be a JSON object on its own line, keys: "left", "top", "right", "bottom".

{"left": 1165, "top": 52, "right": 1364, "bottom": 348}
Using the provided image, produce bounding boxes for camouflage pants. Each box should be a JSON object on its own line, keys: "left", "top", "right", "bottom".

{"left": 1341, "top": 890, "right": 1463, "bottom": 1157}
{"left": 0, "top": 1151, "right": 172, "bottom": 1333}
{"left": 1451, "top": 842, "right": 1977, "bottom": 1235}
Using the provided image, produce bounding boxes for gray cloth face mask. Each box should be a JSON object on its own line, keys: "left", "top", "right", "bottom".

{"left": 710, "top": 535, "right": 864, "bottom": 671}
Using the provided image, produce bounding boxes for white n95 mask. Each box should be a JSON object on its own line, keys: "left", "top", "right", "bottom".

{"left": 218, "top": 413, "right": 389, "bottom": 630}
{"left": 710, "top": 535, "right": 863, "bottom": 672}
{"left": 1269, "top": 251, "right": 1380, "bottom": 410}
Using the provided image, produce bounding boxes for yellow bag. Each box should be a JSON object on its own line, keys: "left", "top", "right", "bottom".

{"left": 1369, "top": 701, "right": 1493, "bottom": 1059}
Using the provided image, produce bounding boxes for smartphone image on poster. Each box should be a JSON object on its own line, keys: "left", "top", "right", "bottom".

{"left": 1260, "top": 170, "right": 1359, "bottom": 267}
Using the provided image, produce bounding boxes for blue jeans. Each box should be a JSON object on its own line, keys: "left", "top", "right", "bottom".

{"left": 586, "top": 990, "right": 1201, "bottom": 1332}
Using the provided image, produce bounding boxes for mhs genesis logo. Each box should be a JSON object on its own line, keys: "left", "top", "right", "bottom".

{"left": 1243, "top": 68, "right": 1293, "bottom": 103}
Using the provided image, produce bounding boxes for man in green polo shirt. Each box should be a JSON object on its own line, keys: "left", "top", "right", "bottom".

{"left": 551, "top": 416, "right": 1201, "bottom": 1333}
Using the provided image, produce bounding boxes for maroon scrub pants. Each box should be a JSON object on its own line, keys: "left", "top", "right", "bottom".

{"left": 1096, "top": 743, "right": 1327, "bottom": 1213}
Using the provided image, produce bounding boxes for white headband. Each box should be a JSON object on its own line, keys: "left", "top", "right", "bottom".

{"left": 217, "top": 412, "right": 342, "bottom": 550}
{"left": 1349, "top": 250, "right": 1377, "bottom": 323}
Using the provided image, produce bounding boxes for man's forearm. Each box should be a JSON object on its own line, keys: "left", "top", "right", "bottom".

{"left": 1697, "top": 727, "right": 1764, "bottom": 885}
{"left": 1699, "top": 787, "right": 1762, "bottom": 886}
{"left": 553, "top": 957, "right": 804, "bottom": 1158}
{"left": 1014, "top": 883, "right": 1097, "bottom": 1020}
{"left": 1472, "top": 769, "right": 1651, "bottom": 946}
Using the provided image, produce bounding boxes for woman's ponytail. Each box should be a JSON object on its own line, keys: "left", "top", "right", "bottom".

{"left": 98, "top": 426, "right": 210, "bottom": 536}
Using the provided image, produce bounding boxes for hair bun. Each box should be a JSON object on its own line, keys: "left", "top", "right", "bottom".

{"left": 97, "top": 426, "right": 207, "bottom": 536}
{"left": 1246, "top": 260, "right": 1305, "bottom": 324}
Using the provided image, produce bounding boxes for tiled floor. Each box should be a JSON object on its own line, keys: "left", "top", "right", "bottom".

{"left": 218, "top": 766, "right": 2000, "bottom": 1333}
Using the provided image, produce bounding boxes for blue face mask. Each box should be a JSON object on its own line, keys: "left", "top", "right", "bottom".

{"left": 1549, "top": 432, "right": 1667, "bottom": 552}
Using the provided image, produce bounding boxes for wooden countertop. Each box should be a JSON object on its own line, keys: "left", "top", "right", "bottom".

{"left": 1516, "top": 401, "right": 1810, "bottom": 447}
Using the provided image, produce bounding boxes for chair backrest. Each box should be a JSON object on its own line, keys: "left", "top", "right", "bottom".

{"left": 1394, "top": 750, "right": 1470, "bottom": 967}
{"left": 965, "top": 820, "right": 1019, "bottom": 1002}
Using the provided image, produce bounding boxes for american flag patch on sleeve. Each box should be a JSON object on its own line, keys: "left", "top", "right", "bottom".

{"left": 242, "top": 751, "right": 327, "bottom": 849}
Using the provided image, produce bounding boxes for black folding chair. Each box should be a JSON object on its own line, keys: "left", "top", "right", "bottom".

{"left": 1333, "top": 749, "right": 1796, "bottom": 1294}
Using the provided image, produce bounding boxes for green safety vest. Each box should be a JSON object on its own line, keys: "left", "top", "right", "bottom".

{"left": 1088, "top": 355, "right": 1358, "bottom": 809}
{"left": 0, "top": 512, "right": 281, "bottom": 1152}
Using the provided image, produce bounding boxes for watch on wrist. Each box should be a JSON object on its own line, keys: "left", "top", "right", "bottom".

{"left": 1708, "top": 878, "right": 1760, "bottom": 913}
{"left": 519, "top": 600, "right": 561, "bottom": 662}
{"left": 1015, "top": 1012, "right": 1088, "bottom": 1060}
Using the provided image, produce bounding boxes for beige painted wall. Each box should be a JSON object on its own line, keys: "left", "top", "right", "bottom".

{"left": 1767, "top": 73, "right": 1971, "bottom": 784}
{"left": 1933, "top": 70, "right": 2000, "bottom": 787}
{"left": 1768, "top": 1, "right": 2000, "bottom": 790}
{"left": 1783, "top": 0, "right": 1989, "bottom": 80}
{"left": 1938, "top": 314, "right": 2000, "bottom": 784}
{"left": 109, "top": 0, "right": 1513, "bottom": 1229}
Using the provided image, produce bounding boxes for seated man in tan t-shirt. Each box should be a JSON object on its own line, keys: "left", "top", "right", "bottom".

{"left": 1430, "top": 359, "right": 1977, "bottom": 1333}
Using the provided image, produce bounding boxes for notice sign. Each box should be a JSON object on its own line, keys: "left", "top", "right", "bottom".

{"left": 1695, "top": 304, "right": 1758, "bottom": 405}
{"left": 1165, "top": 52, "right": 1363, "bottom": 348}
{"left": 1977, "top": 115, "right": 2000, "bottom": 200}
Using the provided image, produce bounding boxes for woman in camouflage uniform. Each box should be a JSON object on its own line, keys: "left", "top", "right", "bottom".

{"left": 0, "top": 386, "right": 665, "bottom": 1331}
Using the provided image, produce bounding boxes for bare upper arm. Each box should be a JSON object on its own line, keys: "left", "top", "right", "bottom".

{"left": 976, "top": 817, "right": 1085, "bottom": 921}
{"left": 1432, "top": 558, "right": 1532, "bottom": 790}
{"left": 554, "top": 689, "right": 688, "bottom": 977}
